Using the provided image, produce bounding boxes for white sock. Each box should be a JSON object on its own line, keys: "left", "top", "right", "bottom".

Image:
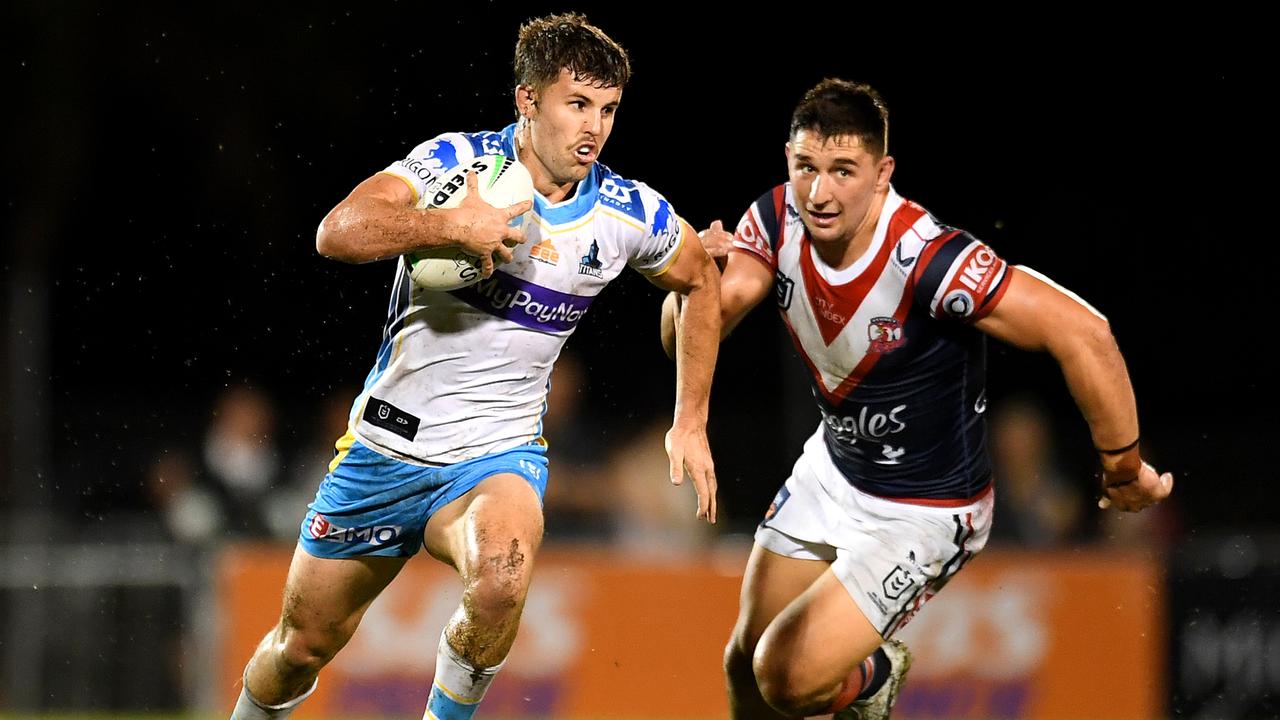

{"left": 230, "top": 673, "right": 317, "bottom": 720}
{"left": 424, "top": 632, "right": 504, "bottom": 720}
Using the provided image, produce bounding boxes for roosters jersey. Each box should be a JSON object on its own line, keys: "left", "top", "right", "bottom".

{"left": 733, "top": 185, "right": 1010, "bottom": 501}
{"left": 348, "top": 123, "right": 687, "bottom": 465}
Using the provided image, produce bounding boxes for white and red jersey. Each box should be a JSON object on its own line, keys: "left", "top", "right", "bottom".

{"left": 733, "top": 184, "right": 1010, "bottom": 502}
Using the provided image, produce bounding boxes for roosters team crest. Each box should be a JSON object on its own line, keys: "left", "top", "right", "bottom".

{"left": 868, "top": 316, "right": 905, "bottom": 353}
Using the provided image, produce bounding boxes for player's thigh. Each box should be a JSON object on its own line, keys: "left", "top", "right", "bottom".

{"left": 423, "top": 471, "right": 545, "bottom": 581}
{"left": 279, "top": 543, "right": 407, "bottom": 641}
{"left": 756, "top": 567, "right": 883, "bottom": 690}
{"left": 732, "top": 542, "right": 829, "bottom": 653}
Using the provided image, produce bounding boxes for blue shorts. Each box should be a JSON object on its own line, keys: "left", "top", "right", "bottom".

{"left": 299, "top": 440, "right": 549, "bottom": 559}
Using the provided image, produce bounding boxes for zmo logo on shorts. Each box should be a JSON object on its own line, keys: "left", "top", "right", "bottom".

{"left": 308, "top": 514, "right": 402, "bottom": 545}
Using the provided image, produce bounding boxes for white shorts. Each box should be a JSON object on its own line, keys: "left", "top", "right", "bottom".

{"left": 755, "top": 428, "right": 994, "bottom": 638}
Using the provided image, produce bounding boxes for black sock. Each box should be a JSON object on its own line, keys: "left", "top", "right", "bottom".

{"left": 855, "top": 646, "right": 891, "bottom": 701}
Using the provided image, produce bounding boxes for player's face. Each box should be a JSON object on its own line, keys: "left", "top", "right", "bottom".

{"left": 786, "top": 130, "right": 893, "bottom": 246}
{"left": 516, "top": 69, "right": 621, "bottom": 198}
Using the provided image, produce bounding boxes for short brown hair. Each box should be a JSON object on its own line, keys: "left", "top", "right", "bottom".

{"left": 514, "top": 12, "right": 631, "bottom": 92}
{"left": 790, "top": 79, "right": 890, "bottom": 159}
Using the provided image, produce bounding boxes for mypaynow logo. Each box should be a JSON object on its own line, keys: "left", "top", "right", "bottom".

{"left": 451, "top": 270, "right": 595, "bottom": 333}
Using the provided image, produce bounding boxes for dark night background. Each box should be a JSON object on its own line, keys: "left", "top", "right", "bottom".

{"left": 2, "top": 3, "right": 1273, "bottom": 534}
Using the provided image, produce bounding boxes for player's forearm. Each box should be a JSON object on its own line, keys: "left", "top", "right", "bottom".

{"left": 672, "top": 265, "right": 721, "bottom": 426}
{"left": 317, "top": 196, "right": 461, "bottom": 264}
{"left": 660, "top": 291, "right": 680, "bottom": 361}
{"left": 1049, "top": 314, "right": 1142, "bottom": 472}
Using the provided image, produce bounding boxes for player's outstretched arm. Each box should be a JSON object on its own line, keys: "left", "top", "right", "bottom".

{"left": 974, "top": 266, "right": 1173, "bottom": 513}
{"left": 648, "top": 219, "right": 721, "bottom": 524}
{"left": 316, "top": 172, "right": 530, "bottom": 271}
{"left": 660, "top": 220, "right": 772, "bottom": 359}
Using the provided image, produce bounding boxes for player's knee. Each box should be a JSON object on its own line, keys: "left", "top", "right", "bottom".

{"left": 724, "top": 633, "right": 756, "bottom": 683}
{"left": 464, "top": 541, "right": 534, "bottom": 623}
{"left": 273, "top": 604, "right": 352, "bottom": 676}
{"left": 752, "top": 644, "right": 824, "bottom": 715}
{"left": 274, "top": 624, "right": 343, "bottom": 676}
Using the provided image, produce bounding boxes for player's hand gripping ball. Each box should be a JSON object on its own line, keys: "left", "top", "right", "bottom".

{"left": 407, "top": 154, "right": 534, "bottom": 291}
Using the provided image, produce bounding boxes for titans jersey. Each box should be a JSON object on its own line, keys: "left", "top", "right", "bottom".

{"left": 350, "top": 124, "right": 686, "bottom": 465}
{"left": 733, "top": 185, "right": 1010, "bottom": 501}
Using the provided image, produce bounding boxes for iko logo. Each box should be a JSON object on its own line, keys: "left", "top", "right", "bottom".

{"left": 943, "top": 289, "right": 974, "bottom": 318}
{"left": 308, "top": 514, "right": 402, "bottom": 546}
{"left": 578, "top": 240, "right": 604, "bottom": 278}
{"left": 958, "top": 247, "right": 997, "bottom": 292}
{"left": 775, "top": 270, "right": 795, "bottom": 310}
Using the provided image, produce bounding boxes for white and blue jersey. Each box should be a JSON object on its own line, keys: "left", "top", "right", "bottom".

{"left": 349, "top": 124, "right": 686, "bottom": 466}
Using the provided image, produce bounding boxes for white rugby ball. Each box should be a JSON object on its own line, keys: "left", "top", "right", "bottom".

{"left": 406, "top": 154, "right": 535, "bottom": 291}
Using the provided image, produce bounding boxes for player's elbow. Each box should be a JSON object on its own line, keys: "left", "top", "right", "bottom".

{"left": 684, "top": 251, "right": 721, "bottom": 298}
{"left": 315, "top": 209, "right": 364, "bottom": 264}
{"left": 1051, "top": 310, "right": 1118, "bottom": 363}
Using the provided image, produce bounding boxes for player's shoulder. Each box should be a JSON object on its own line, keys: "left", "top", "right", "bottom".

{"left": 396, "top": 129, "right": 509, "bottom": 183}
{"left": 740, "top": 183, "right": 797, "bottom": 236}
{"left": 885, "top": 192, "right": 951, "bottom": 244}
{"left": 592, "top": 162, "right": 675, "bottom": 231}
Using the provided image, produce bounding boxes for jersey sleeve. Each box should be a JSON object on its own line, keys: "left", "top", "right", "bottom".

{"left": 626, "top": 180, "right": 688, "bottom": 276}
{"left": 912, "top": 231, "right": 1011, "bottom": 322}
{"left": 379, "top": 133, "right": 476, "bottom": 206}
{"left": 730, "top": 186, "right": 785, "bottom": 270}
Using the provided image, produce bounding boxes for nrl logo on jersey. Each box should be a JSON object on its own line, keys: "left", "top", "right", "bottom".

{"left": 867, "top": 316, "right": 905, "bottom": 353}
{"left": 775, "top": 270, "right": 795, "bottom": 310}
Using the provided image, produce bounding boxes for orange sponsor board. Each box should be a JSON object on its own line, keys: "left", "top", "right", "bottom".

{"left": 217, "top": 546, "right": 743, "bottom": 718}
{"left": 217, "top": 546, "right": 1161, "bottom": 719}
{"left": 892, "top": 550, "right": 1164, "bottom": 719}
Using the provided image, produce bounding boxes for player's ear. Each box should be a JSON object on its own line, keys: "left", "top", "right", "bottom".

{"left": 515, "top": 85, "right": 537, "bottom": 118}
{"left": 875, "top": 154, "right": 896, "bottom": 192}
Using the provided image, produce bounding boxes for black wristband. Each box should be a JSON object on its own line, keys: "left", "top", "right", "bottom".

{"left": 1097, "top": 437, "right": 1140, "bottom": 455}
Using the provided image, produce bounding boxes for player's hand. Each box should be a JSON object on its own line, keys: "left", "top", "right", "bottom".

{"left": 664, "top": 422, "right": 717, "bottom": 524}
{"left": 1099, "top": 459, "right": 1174, "bottom": 512}
{"left": 454, "top": 172, "right": 533, "bottom": 277}
{"left": 698, "top": 220, "right": 733, "bottom": 269}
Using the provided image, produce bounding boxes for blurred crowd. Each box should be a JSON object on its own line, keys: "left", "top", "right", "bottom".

{"left": 138, "top": 352, "right": 1178, "bottom": 555}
